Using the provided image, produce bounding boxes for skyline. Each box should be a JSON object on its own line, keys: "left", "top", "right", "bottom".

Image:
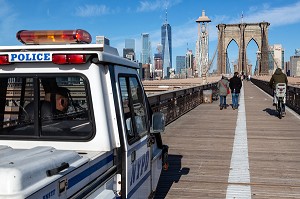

{"left": 0, "top": 0, "right": 300, "bottom": 72}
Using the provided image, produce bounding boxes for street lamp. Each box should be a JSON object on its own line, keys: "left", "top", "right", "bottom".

{"left": 196, "top": 10, "right": 211, "bottom": 84}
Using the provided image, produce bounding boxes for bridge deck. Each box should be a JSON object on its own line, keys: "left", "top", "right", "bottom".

{"left": 155, "top": 80, "right": 300, "bottom": 199}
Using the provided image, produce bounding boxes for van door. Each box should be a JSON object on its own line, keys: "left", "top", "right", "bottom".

{"left": 117, "top": 72, "right": 151, "bottom": 198}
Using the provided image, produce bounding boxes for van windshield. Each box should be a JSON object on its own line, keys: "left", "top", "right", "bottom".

{"left": 0, "top": 75, "right": 93, "bottom": 140}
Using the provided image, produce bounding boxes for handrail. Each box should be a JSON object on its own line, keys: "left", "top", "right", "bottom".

{"left": 148, "top": 82, "right": 218, "bottom": 125}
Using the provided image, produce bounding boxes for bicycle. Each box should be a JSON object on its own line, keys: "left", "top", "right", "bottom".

{"left": 275, "top": 83, "right": 286, "bottom": 119}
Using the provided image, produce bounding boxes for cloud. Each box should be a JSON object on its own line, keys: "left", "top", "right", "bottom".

{"left": 136, "top": 0, "right": 181, "bottom": 12}
{"left": 75, "top": 4, "right": 112, "bottom": 17}
{"left": 75, "top": 0, "right": 182, "bottom": 17}
{"left": 233, "top": 2, "right": 300, "bottom": 27}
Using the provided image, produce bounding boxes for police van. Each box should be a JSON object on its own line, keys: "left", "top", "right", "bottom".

{"left": 0, "top": 29, "right": 168, "bottom": 199}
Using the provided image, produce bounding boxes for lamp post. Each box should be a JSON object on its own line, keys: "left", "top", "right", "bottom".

{"left": 196, "top": 10, "right": 211, "bottom": 84}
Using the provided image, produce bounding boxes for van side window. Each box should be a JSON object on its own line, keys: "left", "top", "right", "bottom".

{"left": 0, "top": 75, "right": 93, "bottom": 140}
{"left": 119, "top": 76, "right": 148, "bottom": 143}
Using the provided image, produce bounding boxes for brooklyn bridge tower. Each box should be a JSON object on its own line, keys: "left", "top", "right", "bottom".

{"left": 217, "top": 22, "right": 270, "bottom": 75}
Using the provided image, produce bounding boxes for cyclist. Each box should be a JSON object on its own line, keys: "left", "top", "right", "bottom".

{"left": 269, "top": 68, "right": 288, "bottom": 113}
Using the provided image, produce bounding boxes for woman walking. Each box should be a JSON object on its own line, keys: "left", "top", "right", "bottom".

{"left": 217, "top": 75, "right": 230, "bottom": 110}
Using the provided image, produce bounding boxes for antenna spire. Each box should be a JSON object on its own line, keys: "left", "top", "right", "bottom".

{"left": 165, "top": 4, "right": 168, "bottom": 24}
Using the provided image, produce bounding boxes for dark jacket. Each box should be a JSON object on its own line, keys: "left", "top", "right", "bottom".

{"left": 229, "top": 75, "right": 242, "bottom": 94}
{"left": 269, "top": 68, "right": 288, "bottom": 89}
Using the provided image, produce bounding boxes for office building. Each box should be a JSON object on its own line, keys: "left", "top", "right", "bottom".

{"left": 141, "top": 33, "right": 151, "bottom": 64}
{"left": 290, "top": 55, "right": 300, "bottom": 77}
{"left": 185, "top": 50, "right": 194, "bottom": 78}
{"left": 268, "top": 44, "right": 284, "bottom": 74}
{"left": 125, "top": 39, "right": 135, "bottom": 51}
{"left": 154, "top": 43, "right": 163, "bottom": 78}
{"left": 161, "top": 13, "right": 172, "bottom": 78}
{"left": 123, "top": 38, "right": 136, "bottom": 61}
{"left": 176, "top": 56, "right": 185, "bottom": 75}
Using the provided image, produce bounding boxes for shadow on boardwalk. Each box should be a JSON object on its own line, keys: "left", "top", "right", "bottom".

{"left": 154, "top": 154, "right": 190, "bottom": 199}
{"left": 263, "top": 107, "right": 280, "bottom": 117}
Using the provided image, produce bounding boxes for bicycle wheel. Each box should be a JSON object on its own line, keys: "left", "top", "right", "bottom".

{"left": 278, "top": 100, "right": 283, "bottom": 119}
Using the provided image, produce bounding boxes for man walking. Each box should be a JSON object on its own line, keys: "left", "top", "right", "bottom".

{"left": 229, "top": 72, "right": 242, "bottom": 110}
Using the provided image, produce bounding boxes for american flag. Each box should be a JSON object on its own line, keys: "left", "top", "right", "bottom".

{"left": 241, "top": 11, "right": 244, "bottom": 23}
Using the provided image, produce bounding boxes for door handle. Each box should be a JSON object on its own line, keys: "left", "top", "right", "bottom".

{"left": 131, "top": 150, "right": 136, "bottom": 162}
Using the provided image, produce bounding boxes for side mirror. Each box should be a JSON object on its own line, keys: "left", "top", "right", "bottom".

{"left": 126, "top": 118, "right": 134, "bottom": 136}
{"left": 150, "top": 112, "right": 165, "bottom": 133}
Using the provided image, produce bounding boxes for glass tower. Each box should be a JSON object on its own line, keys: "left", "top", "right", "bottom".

{"left": 161, "top": 22, "right": 172, "bottom": 78}
{"left": 125, "top": 39, "right": 135, "bottom": 51}
{"left": 123, "top": 38, "right": 136, "bottom": 61}
{"left": 141, "top": 33, "right": 151, "bottom": 64}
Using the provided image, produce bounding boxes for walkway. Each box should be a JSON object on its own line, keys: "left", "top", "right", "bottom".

{"left": 155, "top": 80, "right": 300, "bottom": 199}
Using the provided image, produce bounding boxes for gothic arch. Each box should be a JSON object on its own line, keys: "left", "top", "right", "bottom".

{"left": 226, "top": 38, "right": 239, "bottom": 50}
{"left": 217, "top": 22, "right": 270, "bottom": 75}
{"left": 226, "top": 39, "right": 239, "bottom": 73}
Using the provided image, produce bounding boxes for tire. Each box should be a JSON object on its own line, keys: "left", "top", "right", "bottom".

{"left": 278, "top": 100, "right": 283, "bottom": 119}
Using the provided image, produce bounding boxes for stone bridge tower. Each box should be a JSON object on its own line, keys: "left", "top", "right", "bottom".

{"left": 217, "top": 22, "right": 270, "bottom": 75}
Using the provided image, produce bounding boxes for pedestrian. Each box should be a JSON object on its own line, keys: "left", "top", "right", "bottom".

{"left": 217, "top": 75, "right": 230, "bottom": 110}
{"left": 229, "top": 72, "right": 242, "bottom": 110}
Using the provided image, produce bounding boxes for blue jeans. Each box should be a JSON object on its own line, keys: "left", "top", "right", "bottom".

{"left": 219, "top": 95, "right": 227, "bottom": 107}
{"left": 232, "top": 93, "right": 239, "bottom": 108}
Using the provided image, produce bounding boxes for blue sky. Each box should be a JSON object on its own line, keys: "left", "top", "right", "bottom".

{"left": 0, "top": 0, "right": 300, "bottom": 72}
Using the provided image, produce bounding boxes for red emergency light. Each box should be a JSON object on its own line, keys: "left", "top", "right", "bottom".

{"left": 52, "top": 54, "right": 87, "bottom": 64}
{"left": 0, "top": 55, "right": 10, "bottom": 65}
{"left": 0, "top": 55, "right": 9, "bottom": 65}
{"left": 16, "top": 29, "right": 92, "bottom": 45}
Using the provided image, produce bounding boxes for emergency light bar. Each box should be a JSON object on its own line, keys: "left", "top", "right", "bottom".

{"left": 16, "top": 29, "right": 92, "bottom": 45}
{"left": 0, "top": 53, "right": 88, "bottom": 65}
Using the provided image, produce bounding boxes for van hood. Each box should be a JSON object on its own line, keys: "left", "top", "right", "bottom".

{"left": 0, "top": 145, "right": 86, "bottom": 198}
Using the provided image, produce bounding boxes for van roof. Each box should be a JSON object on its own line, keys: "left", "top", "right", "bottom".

{"left": 0, "top": 44, "right": 139, "bottom": 69}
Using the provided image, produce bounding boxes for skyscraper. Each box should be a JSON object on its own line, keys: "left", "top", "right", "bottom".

{"left": 161, "top": 10, "right": 172, "bottom": 78}
{"left": 176, "top": 56, "right": 185, "bottom": 75}
{"left": 185, "top": 50, "right": 194, "bottom": 78}
{"left": 125, "top": 39, "right": 135, "bottom": 51}
{"left": 123, "top": 38, "right": 136, "bottom": 61}
{"left": 141, "top": 33, "right": 151, "bottom": 64}
{"left": 268, "top": 44, "right": 284, "bottom": 74}
{"left": 154, "top": 43, "right": 163, "bottom": 78}
{"left": 290, "top": 55, "right": 300, "bottom": 76}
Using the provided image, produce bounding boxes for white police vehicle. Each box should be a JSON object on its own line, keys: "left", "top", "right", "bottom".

{"left": 0, "top": 29, "right": 168, "bottom": 199}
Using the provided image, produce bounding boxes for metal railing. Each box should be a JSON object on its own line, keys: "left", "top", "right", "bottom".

{"left": 147, "top": 83, "right": 218, "bottom": 125}
{"left": 251, "top": 78, "right": 300, "bottom": 115}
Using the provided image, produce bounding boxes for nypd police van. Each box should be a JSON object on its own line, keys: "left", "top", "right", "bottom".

{"left": 0, "top": 29, "right": 168, "bottom": 199}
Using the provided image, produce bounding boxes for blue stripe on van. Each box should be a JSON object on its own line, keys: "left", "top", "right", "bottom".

{"left": 127, "top": 170, "right": 151, "bottom": 198}
{"left": 67, "top": 154, "right": 114, "bottom": 189}
{"left": 128, "top": 138, "right": 148, "bottom": 154}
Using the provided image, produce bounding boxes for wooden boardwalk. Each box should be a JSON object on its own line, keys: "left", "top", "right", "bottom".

{"left": 154, "top": 80, "right": 300, "bottom": 199}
